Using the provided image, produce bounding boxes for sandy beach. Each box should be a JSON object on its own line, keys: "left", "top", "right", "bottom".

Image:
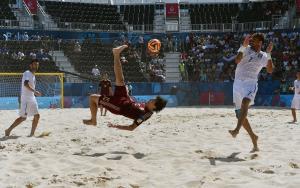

{"left": 0, "top": 107, "right": 300, "bottom": 188}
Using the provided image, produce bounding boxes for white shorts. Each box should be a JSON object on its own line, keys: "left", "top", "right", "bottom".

{"left": 291, "top": 96, "right": 300, "bottom": 109}
{"left": 233, "top": 80, "right": 258, "bottom": 110}
{"left": 19, "top": 98, "right": 39, "bottom": 117}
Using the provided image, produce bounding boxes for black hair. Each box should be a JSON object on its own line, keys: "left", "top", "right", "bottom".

{"left": 154, "top": 96, "right": 167, "bottom": 113}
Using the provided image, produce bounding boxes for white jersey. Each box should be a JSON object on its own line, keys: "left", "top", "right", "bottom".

{"left": 235, "top": 46, "right": 268, "bottom": 82}
{"left": 294, "top": 80, "right": 300, "bottom": 96}
{"left": 21, "top": 70, "right": 36, "bottom": 100}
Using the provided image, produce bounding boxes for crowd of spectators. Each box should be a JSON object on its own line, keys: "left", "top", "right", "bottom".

{"left": 177, "top": 31, "right": 300, "bottom": 83}
{"left": 148, "top": 56, "right": 166, "bottom": 82}
{"left": 1, "top": 30, "right": 300, "bottom": 86}
{"left": 0, "top": 44, "right": 52, "bottom": 63}
{"left": 0, "top": 31, "right": 58, "bottom": 72}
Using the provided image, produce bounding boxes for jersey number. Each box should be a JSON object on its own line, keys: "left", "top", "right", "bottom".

{"left": 248, "top": 57, "right": 253, "bottom": 62}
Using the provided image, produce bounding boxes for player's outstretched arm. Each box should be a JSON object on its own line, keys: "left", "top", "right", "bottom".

{"left": 107, "top": 122, "right": 139, "bottom": 131}
{"left": 236, "top": 35, "right": 251, "bottom": 64}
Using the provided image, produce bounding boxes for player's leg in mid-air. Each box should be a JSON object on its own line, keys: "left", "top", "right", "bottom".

{"left": 112, "top": 45, "right": 128, "bottom": 86}
{"left": 83, "top": 45, "right": 128, "bottom": 125}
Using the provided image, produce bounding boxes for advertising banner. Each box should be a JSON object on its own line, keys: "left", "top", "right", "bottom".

{"left": 23, "top": 0, "right": 37, "bottom": 14}
{"left": 199, "top": 92, "right": 225, "bottom": 105}
{"left": 166, "top": 3, "right": 179, "bottom": 18}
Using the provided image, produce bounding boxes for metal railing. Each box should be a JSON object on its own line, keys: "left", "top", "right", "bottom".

{"left": 52, "top": 21, "right": 126, "bottom": 32}
{"left": 0, "top": 19, "right": 33, "bottom": 29}
{"left": 39, "top": 0, "right": 110, "bottom": 4}
{"left": 0, "top": 16, "right": 293, "bottom": 33}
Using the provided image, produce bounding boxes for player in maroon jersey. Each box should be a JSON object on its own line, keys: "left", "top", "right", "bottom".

{"left": 83, "top": 45, "right": 167, "bottom": 131}
{"left": 99, "top": 72, "right": 113, "bottom": 116}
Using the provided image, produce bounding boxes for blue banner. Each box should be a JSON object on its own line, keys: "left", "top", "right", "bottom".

{"left": 0, "top": 96, "right": 61, "bottom": 110}
{"left": 254, "top": 95, "right": 293, "bottom": 107}
{"left": 133, "top": 95, "right": 178, "bottom": 107}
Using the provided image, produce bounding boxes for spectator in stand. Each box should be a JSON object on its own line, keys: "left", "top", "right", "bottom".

{"left": 17, "top": 51, "right": 25, "bottom": 61}
{"left": 74, "top": 41, "right": 81, "bottom": 53}
{"left": 23, "top": 32, "right": 29, "bottom": 41}
{"left": 92, "top": 65, "right": 100, "bottom": 77}
{"left": 138, "top": 35, "right": 144, "bottom": 49}
{"left": 126, "top": 81, "right": 133, "bottom": 96}
{"left": 179, "top": 61, "right": 187, "bottom": 81}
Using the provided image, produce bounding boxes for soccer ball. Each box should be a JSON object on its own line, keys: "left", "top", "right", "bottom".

{"left": 147, "top": 39, "right": 161, "bottom": 54}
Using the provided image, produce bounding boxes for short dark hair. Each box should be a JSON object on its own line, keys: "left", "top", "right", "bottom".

{"left": 154, "top": 96, "right": 167, "bottom": 113}
{"left": 252, "top": 33, "right": 264, "bottom": 43}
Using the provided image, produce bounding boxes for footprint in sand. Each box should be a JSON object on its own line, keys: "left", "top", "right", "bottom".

{"left": 250, "top": 167, "right": 275, "bottom": 174}
{"left": 250, "top": 154, "right": 259, "bottom": 160}
{"left": 130, "top": 184, "right": 140, "bottom": 188}
{"left": 73, "top": 181, "right": 85, "bottom": 186}
{"left": 132, "top": 153, "right": 146, "bottom": 159}
{"left": 289, "top": 162, "right": 299, "bottom": 169}
{"left": 263, "top": 170, "right": 275, "bottom": 174}
{"left": 106, "top": 156, "right": 122, "bottom": 160}
{"left": 111, "top": 151, "right": 129, "bottom": 155}
{"left": 195, "top": 150, "right": 203, "bottom": 154}
{"left": 71, "top": 138, "right": 81, "bottom": 142}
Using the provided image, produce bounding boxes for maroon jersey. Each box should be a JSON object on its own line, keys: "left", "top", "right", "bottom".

{"left": 99, "top": 80, "right": 112, "bottom": 96}
{"left": 99, "top": 86, "right": 153, "bottom": 125}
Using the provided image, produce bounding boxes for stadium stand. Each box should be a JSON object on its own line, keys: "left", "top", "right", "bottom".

{"left": 237, "top": 1, "right": 290, "bottom": 23}
{"left": 178, "top": 31, "right": 300, "bottom": 82}
{"left": 121, "top": 5, "right": 155, "bottom": 26}
{"left": 61, "top": 39, "right": 148, "bottom": 82}
{"left": 41, "top": 1, "right": 124, "bottom": 30}
{"left": 0, "top": 40, "right": 59, "bottom": 72}
{"left": 189, "top": 3, "right": 238, "bottom": 25}
{"left": 0, "top": 0, "right": 17, "bottom": 20}
{"left": 189, "top": 1, "right": 290, "bottom": 26}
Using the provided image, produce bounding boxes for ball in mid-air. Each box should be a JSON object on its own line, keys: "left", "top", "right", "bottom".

{"left": 147, "top": 39, "right": 161, "bottom": 54}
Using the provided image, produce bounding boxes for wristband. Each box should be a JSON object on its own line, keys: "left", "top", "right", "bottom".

{"left": 238, "top": 46, "right": 246, "bottom": 53}
{"left": 267, "top": 53, "right": 272, "bottom": 60}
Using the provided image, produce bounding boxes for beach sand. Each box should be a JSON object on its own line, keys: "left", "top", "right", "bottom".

{"left": 0, "top": 107, "right": 300, "bottom": 188}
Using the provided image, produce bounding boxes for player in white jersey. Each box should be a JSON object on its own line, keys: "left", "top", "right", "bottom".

{"left": 229, "top": 33, "right": 274, "bottom": 152}
{"left": 290, "top": 71, "right": 300, "bottom": 123}
{"left": 5, "top": 59, "right": 42, "bottom": 137}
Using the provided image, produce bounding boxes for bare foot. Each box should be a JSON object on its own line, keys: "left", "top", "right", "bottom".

{"left": 288, "top": 120, "right": 297, "bottom": 124}
{"left": 228, "top": 130, "right": 239, "bottom": 138}
{"left": 5, "top": 129, "right": 10, "bottom": 137}
{"left": 112, "top": 45, "right": 128, "bottom": 55}
{"left": 28, "top": 134, "right": 34, "bottom": 137}
{"left": 83, "top": 119, "right": 97, "bottom": 126}
{"left": 250, "top": 147, "right": 259, "bottom": 153}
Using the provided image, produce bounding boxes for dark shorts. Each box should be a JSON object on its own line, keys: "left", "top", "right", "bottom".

{"left": 113, "top": 85, "right": 128, "bottom": 98}
{"left": 98, "top": 86, "right": 129, "bottom": 106}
